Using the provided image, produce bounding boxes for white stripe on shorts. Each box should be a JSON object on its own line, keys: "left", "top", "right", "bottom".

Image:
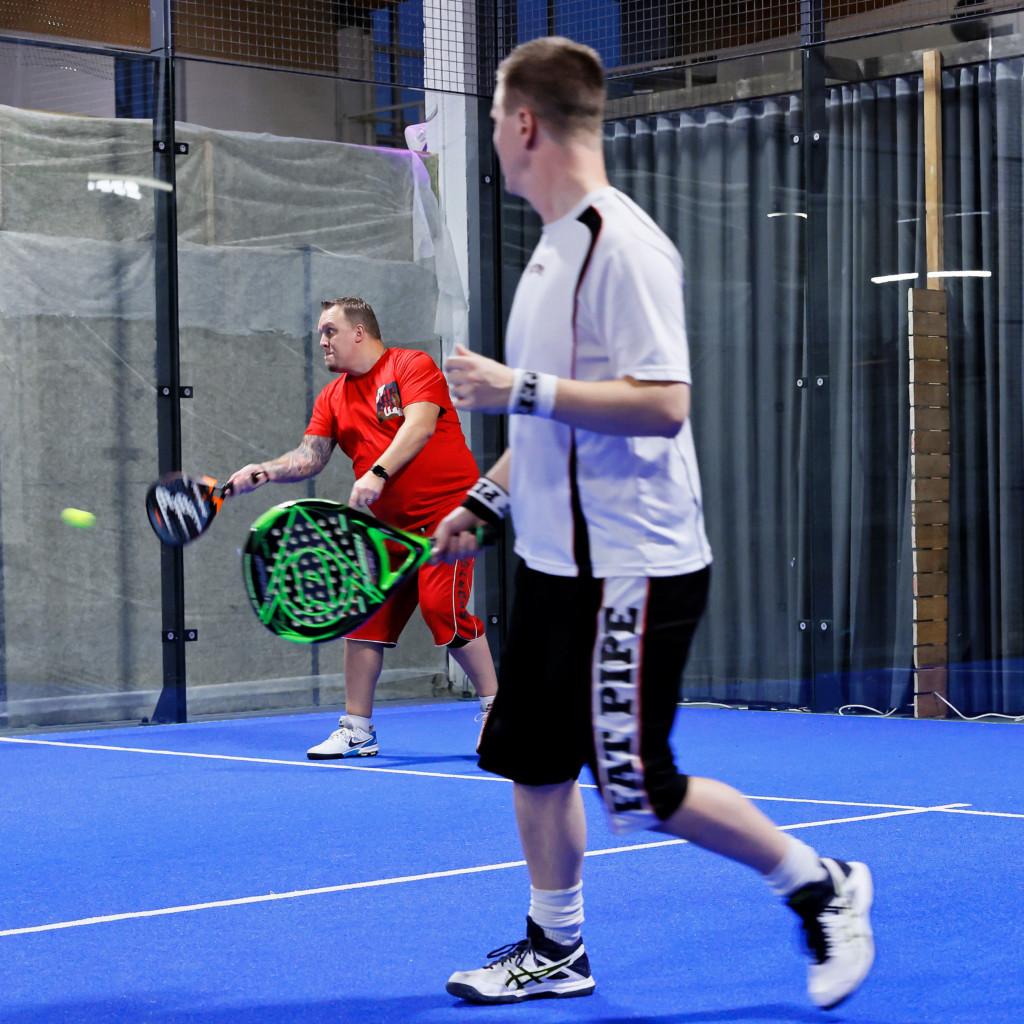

{"left": 591, "top": 576, "right": 659, "bottom": 834}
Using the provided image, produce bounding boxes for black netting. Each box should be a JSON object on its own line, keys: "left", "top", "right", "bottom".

{"left": 0, "top": 2, "right": 1018, "bottom": 96}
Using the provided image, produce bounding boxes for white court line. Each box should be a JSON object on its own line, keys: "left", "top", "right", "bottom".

{"left": 0, "top": 736, "right": 510, "bottom": 786}
{"left": 940, "top": 807, "right": 1024, "bottom": 820}
{"left": 2, "top": 736, "right": 1019, "bottom": 818}
{"left": 0, "top": 803, "right": 965, "bottom": 939}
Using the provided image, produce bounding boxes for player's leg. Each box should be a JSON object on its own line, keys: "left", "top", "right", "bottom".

{"left": 659, "top": 778, "right": 873, "bottom": 1008}
{"left": 448, "top": 635, "right": 498, "bottom": 749}
{"left": 342, "top": 638, "right": 385, "bottom": 719}
{"left": 449, "top": 634, "right": 498, "bottom": 700}
{"left": 594, "top": 568, "right": 874, "bottom": 1010}
{"left": 447, "top": 565, "right": 599, "bottom": 1003}
{"left": 417, "top": 555, "right": 497, "bottom": 746}
{"left": 514, "top": 779, "right": 585, "bottom": 892}
{"left": 305, "top": 639, "right": 385, "bottom": 759}
{"left": 306, "top": 575, "right": 418, "bottom": 760}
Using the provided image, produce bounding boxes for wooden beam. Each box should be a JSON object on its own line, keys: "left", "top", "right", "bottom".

{"left": 911, "top": 406, "right": 951, "bottom": 431}
{"left": 908, "top": 283, "right": 949, "bottom": 717}
{"left": 915, "top": 666, "right": 949, "bottom": 718}
{"left": 911, "top": 477, "right": 950, "bottom": 501}
{"left": 911, "top": 501, "right": 950, "bottom": 526}
{"left": 912, "top": 453, "right": 951, "bottom": 477}
{"left": 910, "top": 382, "right": 950, "bottom": 408}
{"left": 910, "top": 360, "right": 949, "bottom": 386}
{"left": 913, "top": 552, "right": 950, "bottom": 577}
{"left": 909, "top": 335, "right": 949, "bottom": 361}
{"left": 923, "top": 51, "right": 944, "bottom": 288}
{"left": 909, "top": 288, "right": 947, "bottom": 314}
{"left": 909, "top": 309, "right": 948, "bottom": 337}
{"left": 914, "top": 643, "right": 948, "bottom": 665}
{"left": 914, "top": 524, "right": 950, "bottom": 549}
{"left": 912, "top": 591, "right": 948, "bottom": 615}
{"left": 912, "top": 430, "right": 950, "bottom": 455}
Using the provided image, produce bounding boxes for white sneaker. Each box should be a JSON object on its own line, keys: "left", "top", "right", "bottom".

{"left": 787, "top": 857, "right": 875, "bottom": 1010}
{"left": 446, "top": 917, "right": 595, "bottom": 1004}
{"left": 306, "top": 717, "right": 379, "bottom": 760}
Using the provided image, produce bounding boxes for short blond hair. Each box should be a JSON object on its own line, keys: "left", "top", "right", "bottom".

{"left": 321, "top": 297, "right": 382, "bottom": 339}
{"left": 497, "top": 36, "right": 605, "bottom": 140}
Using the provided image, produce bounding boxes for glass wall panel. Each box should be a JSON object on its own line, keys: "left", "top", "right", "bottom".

{"left": 823, "top": 22, "right": 1024, "bottom": 717}
{"left": 500, "top": 65, "right": 809, "bottom": 708}
{"left": 820, "top": 67, "right": 925, "bottom": 712}
{"left": 0, "top": 45, "right": 162, "bottom": 728}
{"left": 497, "top": 17, "right": 1024, "bottom": 719}
{"left": 173, "top": 59, "right": 467, "bottom": 715}
{"left": 604, "top": 92, "right": 809, "bottom": 707}
{"left": 942, "top": 55, "right": 1024, "bottom": 716}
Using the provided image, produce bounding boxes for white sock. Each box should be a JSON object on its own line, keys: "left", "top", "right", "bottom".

{"left": 764, "top": 836, "right": 828, "bottom": 896}
{"left": 479, "top": 694, "right": 495, "bottom": 713}
{"left": 345, "top": 714, "right": 373, "bottom": 732}
{"left": 529, "top": 881, "right": 583, "bottom": 946}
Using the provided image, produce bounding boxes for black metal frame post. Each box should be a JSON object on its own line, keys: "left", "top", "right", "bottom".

{"left": 467, "top": 1, "right": 508, "bottom": 665}
{"left": 150, "top": 0, "right": 188, "bottom": 723}
{"left": 465, "top": 92, "right": 509, "bottom": 668}
{"left": 800, "top": 1, "right": 839, "bottom": 711}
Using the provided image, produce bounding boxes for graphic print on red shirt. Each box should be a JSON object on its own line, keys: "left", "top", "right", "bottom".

{"left": 306, "top": 347, "right": 479, "bottom": 531}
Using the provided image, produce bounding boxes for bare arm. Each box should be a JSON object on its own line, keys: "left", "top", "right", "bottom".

{"left": 481, "top": 448, "right": 511, "bottom": 490}
{"left": 348, "top": 401, "right": 440, "bottom": 509}
{"left": 373, "top": 402, "right": 440, "bottom": 476}
{"left": 444, "top": 345, "right": 688, "bottom": 438}
{"left": 547, "top": 377, "right": 688, "bottom": 437}
{"left": 227, "top": 434, "right": 335, "bottom": 495}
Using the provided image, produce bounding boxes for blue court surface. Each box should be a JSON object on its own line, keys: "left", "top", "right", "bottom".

{"left": 1, "top": 704, "right": 1021, "bottom": 1023}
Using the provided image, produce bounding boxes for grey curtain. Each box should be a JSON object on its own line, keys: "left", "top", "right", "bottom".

{"left": 607, "top": 99, "right": 810, "bottom": 708}
{"left": 498, "top": 58, "right": 1024, "bottom": 715}
{"left": 945, "top": 60, "right": 1024, "bottom": 716}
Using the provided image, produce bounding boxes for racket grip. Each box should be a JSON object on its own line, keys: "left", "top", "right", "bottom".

{"left": 474, "top": 523, "right": 499, "bottom": 547}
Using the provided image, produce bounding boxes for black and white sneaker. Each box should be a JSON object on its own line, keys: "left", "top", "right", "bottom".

{"left": 446, "top": 917, "right": 596, "bottom": 1003}
{"left": 787, "top": 857, "right": 875, "bottom": 1010}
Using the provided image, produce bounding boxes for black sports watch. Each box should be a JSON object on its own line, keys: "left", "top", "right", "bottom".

{"left": 370, "top": 464, "right": 390, "bottom": 481}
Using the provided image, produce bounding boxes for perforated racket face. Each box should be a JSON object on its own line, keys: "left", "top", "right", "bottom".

{"left": 146, "top": 474, "right": 220, "bottom": 546}
{"left": 243, "top": 500, "right": 431, "bottom": 644}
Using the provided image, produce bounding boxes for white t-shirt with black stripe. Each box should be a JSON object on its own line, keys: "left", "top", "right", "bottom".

{"left": 505, "top": 186, "right": 712, "bottom": 578}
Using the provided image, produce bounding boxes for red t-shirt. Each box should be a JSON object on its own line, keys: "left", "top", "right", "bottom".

{"left": 306, "top": 348, "right": 479, "bottom": 530}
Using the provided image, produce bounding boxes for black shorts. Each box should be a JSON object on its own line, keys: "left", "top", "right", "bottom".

{"left": 478, "top": 561, "right": 711, "bottom": 833}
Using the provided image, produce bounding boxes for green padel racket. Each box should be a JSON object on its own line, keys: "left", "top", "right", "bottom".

{"left": 243, "top": 499, "right": 493, "bottom": 644}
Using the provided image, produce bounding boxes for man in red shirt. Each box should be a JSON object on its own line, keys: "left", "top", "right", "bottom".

{"left": 228, "top": 297, "right": 498, "bottom": 758}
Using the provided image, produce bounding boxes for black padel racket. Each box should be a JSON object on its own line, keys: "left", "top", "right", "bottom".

{"left": 146, "top": 472, "right": 232, "bottom": 546}
{"left": 243, "top": 499, "right": 492, "bottom": 644}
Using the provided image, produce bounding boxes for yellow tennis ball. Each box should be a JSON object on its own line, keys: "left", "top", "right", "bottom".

{"left": 61, "top": 507, "right": 96, "bottom": 529}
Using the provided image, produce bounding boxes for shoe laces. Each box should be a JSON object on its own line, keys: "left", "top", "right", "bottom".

{"left": 791, "top": 883, "right": 849, "bottom": 964}
{"left": 810, "top": 906, "right": 841, "bottom": 963}
{"left": 484, "top": 938, "right": 534, "bottom": 971}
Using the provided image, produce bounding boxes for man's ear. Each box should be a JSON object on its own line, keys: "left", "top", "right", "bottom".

{"left": 520, "top": 107, "right": 539, "bottom": 150}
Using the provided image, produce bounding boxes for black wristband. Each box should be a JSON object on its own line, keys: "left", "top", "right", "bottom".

{"left": 371, "top": 464, "right": 390, "bottom": 481}
{"left": 462, "top": 476, "right": 510, "bottom": 526}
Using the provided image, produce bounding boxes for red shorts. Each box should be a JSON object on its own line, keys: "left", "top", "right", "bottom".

{"left": 345, "top": 553, "right": 484, "bottom": 647}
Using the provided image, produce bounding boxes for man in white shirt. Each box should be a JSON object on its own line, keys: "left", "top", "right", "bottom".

{"left": 433, "top": 36, "right": 875, "bottom": 1011}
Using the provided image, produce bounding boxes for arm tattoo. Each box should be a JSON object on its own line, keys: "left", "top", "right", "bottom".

{"left": 267, "top": 435, "right": 335, "bottom": 482}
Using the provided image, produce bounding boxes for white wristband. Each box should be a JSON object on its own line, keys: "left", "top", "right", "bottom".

{"left": 462, "top": 476, "right": 511, "bottom": 525}
{"left": 507, "top": 369, "right": 557, "bottom": 418}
